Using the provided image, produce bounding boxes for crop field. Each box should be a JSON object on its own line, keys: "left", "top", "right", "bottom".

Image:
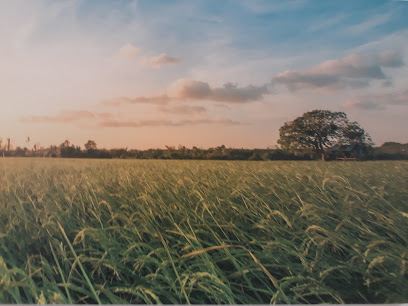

{"left": 0, "top": 158, "right": 407, "bottom": 304}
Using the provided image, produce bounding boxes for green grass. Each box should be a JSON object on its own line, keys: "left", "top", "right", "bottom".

{"left": 0, "top": 158, "right": 407, "bottom": 304}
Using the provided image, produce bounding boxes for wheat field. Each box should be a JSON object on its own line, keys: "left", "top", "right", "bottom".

{"left": 0, "top": 158, "right": 407, "bottom": 303}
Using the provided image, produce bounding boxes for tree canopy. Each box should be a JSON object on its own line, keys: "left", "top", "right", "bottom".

{"left": 278, "top": 110, "right": 373, "bottom": 160}
{"left": 85, "top": 140, "right": 97, "bottom": 151}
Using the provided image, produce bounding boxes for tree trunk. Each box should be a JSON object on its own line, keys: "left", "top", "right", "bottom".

{"left": 321, "top": 152, "right": 326, "bottom": 161}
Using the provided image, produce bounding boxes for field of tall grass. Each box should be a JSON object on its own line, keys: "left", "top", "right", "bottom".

{"left": 0, "top": 158, "right": 407, "bottom": 304}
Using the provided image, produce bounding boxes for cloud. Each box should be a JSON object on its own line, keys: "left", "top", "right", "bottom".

{"left": 345, "top": 13, "right": 392, "bottom": 35}
{"left": 167, "top": 79, "right": 269, "bottom": 103}
{"left": 115, "top": 44, "right": 180, "bottom": 68}
{"left": 307, "top": 14, "right": 346, "bottom": 32}
{"left": 106, "top": 51, "right": 404, "bottom": 107}
{"left": 103, "top": 79, "right": 270, "bottom": 106}
{"left": 102, "top": 95, "right": 170, "bottom": 106}
{"left": 157, "top": 104, "right": 207, "bottom": 114}
{"left": 342, "top": 99, "right": 386, "bottom": 110}
{"left": 343, "top": 90, "right": 408, "bottom": 110}
{"left": 99, "top": 118, "right": 242, "bottom": 128}
{"left": 375, "top": 50, "right": 405, "bottom": 67}
{"left": 20, "top": 109, "right": 238, "bottom": 128}
{"left": 271, "top": 51, "right": 404, "bottom": 91}
{"left": 167, "top": 79, "right": 211, "bottom": 99}
{"left": 20, "top": 110, "right": 113, "bottom": 123}
{"left": 143, "top": 53, "right": 181, "bottom": 68}
{"left": 241, "top": 1, "right": 306, "bottom": 14}
{"left": 116, "top": 43, "right": 141, "bottom": 60}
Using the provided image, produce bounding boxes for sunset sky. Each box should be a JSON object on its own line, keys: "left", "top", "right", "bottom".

{"left": 1, "top": 0, "right": 408, "bottom": 149}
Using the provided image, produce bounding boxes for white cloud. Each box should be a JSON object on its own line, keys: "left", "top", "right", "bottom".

{"left": 167, "top": 79, "right": 269, "bottom": 103}
{"left": 271, "top": 51, "right": 404, "bottom": 91}
{"left": 115, "top": 44, "right": 181, "bottom": 68}
{"left": 345, "top": 13, "right": 392, "bottom": 35}
{"left": 102, "top": 95, "right": 170, "bottom": 106}
{"left": 99, "top": 118, "right": 242, "bottom": 128}
{"left": 20, "top": 108, "right": 237, "bottom": 128}
{"left": 307, "top": 14, "right": 347, "bottom": 32}
{"left": 103, "top": 78, "right": 270, "bottom": 106}
{"left": 241, "top": 0, "right": 306, "bottom": 14}
{"left": 143, "top": 53, "right": 181, "bottom": 68}
{"left": 343, "top": 90, "right": 408, "bottom": 110}
{"left": 116, "top": 43, "right": 141, "bottom": 60}
{"left": 20, "top": 110, "right": 113, "bottom": 123}
{"left": 157, "top": 104, "right": 206, "bottom": 115}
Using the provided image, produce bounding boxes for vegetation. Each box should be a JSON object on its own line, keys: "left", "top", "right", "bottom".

{"left": 0, "top": 140, "right": 312, "bottom": 161}
{"left": 2, "top": 110, "right": 408, "bottom": 161}
{"left": 374, "top": 142, "right": 408, "bottom": 160}
{"left": 0, "top": 158, "right": 407, "bottom": 303}
{"left": 1, "top": 140, "right": 407, "bottom": 161}
{"left": 278, "top": 110, "right": 373, "bottom": 161}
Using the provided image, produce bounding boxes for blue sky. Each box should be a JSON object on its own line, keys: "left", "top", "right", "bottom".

{"left": 1, "top": 0, "right": 407, "bottom": 149}
{"left": 77, "top": 0, "right": 408, "bottom": 51}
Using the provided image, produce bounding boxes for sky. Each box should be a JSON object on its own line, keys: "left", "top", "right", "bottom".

{"left": 1, "top": 0, "right": 408, "bottom": 149}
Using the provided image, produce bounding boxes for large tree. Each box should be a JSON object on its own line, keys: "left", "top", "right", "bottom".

{"left": 278, "top": 110, "right": 373, "bottom": 160}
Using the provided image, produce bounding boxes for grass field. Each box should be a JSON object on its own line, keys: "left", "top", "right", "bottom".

{"left": 0, "top": 158, "right": 407, "bottom": 304}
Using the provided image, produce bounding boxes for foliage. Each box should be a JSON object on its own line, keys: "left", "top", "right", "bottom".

{"left": 0, "top": 159, "right": 407, "bottom": 303}
{"left": 0, "top": 138, "right": 406, "bottom": 161}
{"left": 0, "top": 141, "right": 310, "bottom": 161}
{"left": 373, "top": 142, "right": 408, "bottom": 160}
{"left": 278, "top": 110, "right": 373, "bottom": 160}
{"left": 84, "top": 140, "right": 97, "bottom": 152}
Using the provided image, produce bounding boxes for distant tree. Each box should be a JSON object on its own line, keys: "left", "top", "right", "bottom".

{"left": 381, "top": 142, "right": 401, "bottom": 147}
{"left": 374, "top": 142, "right": 408, "bottom": 160}
{"left": 109, "top": 148, "right": 128, "bottom": 159}
{"left": 61, "top": 140, "right": 70, "bottom": 148}
{"left": 248, "top": 152, "right": 262, "bottom": 161}
{"left": 85, "top": 140, "right": 97, "bottom": 151}
{"left": 46, "top": 145, "right": 59, "bottom": 158}
{"left": 59, "top": 140, "right": 81, "bottom": 158}
{"left": 278, "top": 110, "right": 373, "bottom": 161}
{"left": 15, "top": 146, "right": 27, "bottom": 157}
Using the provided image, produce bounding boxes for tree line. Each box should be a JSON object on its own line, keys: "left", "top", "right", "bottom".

{"left": 0, "top": 141, "right": 406, "bottom": 161}
{"left": 0, "top": 141, "right": 310, "bottom": 160}
{"left": 1, "top": 110, "right": 407, "bottom": 160}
